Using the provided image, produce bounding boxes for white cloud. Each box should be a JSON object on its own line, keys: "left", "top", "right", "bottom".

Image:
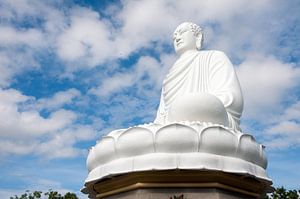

{"left": 0, "top": 1, "right": 65, "bottom": 87}
{"left": 135, "top": 56, "right": 169, "bottom": 86}
{"left": 57, "top": 0, "right": 271, "bottom": 69}
{"left": 0, "top": 188, "right": 25, "bottom": 199}
{"left": 0, "top": 1, "right": 300, "bottom": 196}
{"left": 280, "top": 101, "right": 300, "bottom": 122}
{"left": 37, "top": 88, "right": 81, "bottom": 110}
{"left": 0, "top": 0, "right": 298, "bottom": 153}
{"left": 87, "top": 54, "right": 179, "bottom": 131}
{"left": 262, "top": 100, "right": 300, "bottom": 149}
{"left": 236, "top": 54, "right": 300, "bottom": 121}
{"left": 0, "top": 0, "right": 294, "bottom": 84}
{"left": 115, "top": 0, "right": 278, "bottom": 58}
{"left": 0, "top": 50, "right": 40, "bottom": 88}
{"left": 267, "top": 121, "right": 300, "bottom": 136}
{"left": 0, "top": 53, "right": 12, "bottom": 86}
{"left": 0, "top": 26, "right": 44, "bottom": 47}
{"left": 114, "top": 0, "right": 177, "bottom": 55}
{"left": 265, "top": 134, "right": 300, "bottom": 149}
{"left": 89, "top": 54, "right": 172, "bottom": 97}
{"left": 0, "top": 139, "right": 37, "bottom": 155}
{"left": 89, "top": 72, "right": 135, "bottom": 97}
{"left": 0, "top": 179, "right": 79, "bottom": 199}
{"left": 56, "top": 7, "right": 113, "bottom": 69}
{"left": 0, "top": 89, "right": 77, "bottom": 138}
{"left": 236, "top": 53, "right": 300, "bottom": 149}
{"left": 36, "top": 125, "right": 95, "bottom": 159}
{"left": 0, "top": 0, "right": 36, "bottom": 19}
{"left": 0, "top": 88, "right": 95, "bottom": 158}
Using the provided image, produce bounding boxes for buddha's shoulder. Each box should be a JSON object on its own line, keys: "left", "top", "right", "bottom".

{"left": 200, "top": 50, "right": 226, "bottom": 56}
{"left": 199, "top": 50, "right": 229, "bottom": 61}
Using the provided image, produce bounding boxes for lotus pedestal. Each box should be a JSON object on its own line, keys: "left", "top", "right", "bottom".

{"left": 82, "top": 123, "right": 272, "bottom": 199}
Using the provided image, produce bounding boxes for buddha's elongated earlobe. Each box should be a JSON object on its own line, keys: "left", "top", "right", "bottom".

{"left": 196, "top": 34, "right": 203, "bottom": 50}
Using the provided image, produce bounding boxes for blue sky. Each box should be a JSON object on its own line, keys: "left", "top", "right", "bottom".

{"left": 0, "top": 0, "right": 299, "bottom": 198}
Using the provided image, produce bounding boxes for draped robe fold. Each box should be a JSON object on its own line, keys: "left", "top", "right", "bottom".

{"left": 154, "top": 50, "right": 243, "bottom": 131}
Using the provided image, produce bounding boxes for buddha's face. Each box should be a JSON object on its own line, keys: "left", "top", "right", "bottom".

{"left": 173, "top": 23, "right": 197, "bottom": 55}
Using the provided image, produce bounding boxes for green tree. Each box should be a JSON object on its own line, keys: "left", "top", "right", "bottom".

{"left": 10, "top": 190, "right": 78, "bottom": 199}
{"left": 264, "top": 186, "right": 300, "bottom": 199}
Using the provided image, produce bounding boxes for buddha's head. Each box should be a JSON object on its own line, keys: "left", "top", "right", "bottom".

{"left": 173, "top": 22, "right": 203, "bottom": 56}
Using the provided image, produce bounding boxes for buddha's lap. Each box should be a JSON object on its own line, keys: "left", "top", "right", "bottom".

{"left": 168, "top": 93, "right": 229, "bottom": 126}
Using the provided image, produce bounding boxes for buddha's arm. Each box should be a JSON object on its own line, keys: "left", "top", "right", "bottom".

{"left": 209, "top": 51, "right": 244, "bottom": 129}
{"left": 154, "top": 90, "right": 166, "bottom": 124}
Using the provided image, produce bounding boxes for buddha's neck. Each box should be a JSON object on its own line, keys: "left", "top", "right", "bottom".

{"left": 179, "top": 49, "right": 198, "bottom": 59}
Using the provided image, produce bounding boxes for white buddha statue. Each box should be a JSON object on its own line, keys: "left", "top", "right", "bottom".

{"left": 83, "top": 23, "right": 271, "bottom": 196}
{"left": 154, "top": 22, "right": 244, "bottom": 131}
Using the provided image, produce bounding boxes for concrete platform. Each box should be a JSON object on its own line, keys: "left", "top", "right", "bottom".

{"left": 104, "top": 188, "right": 254, "bottom": 199}
{"left": 86, "top": 170, "right": 272, "bottom": 199}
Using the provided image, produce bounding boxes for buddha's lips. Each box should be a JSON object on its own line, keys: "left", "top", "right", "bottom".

{"left": 176, "top": 41, "right": 182, "bottom": 46}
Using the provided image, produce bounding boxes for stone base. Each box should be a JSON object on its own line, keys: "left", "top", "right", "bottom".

{"left": 88, "top": 170, "right": 272, "bottom": 199}
{"left": 104, "top": 188, "right": 254, "bottom": 199}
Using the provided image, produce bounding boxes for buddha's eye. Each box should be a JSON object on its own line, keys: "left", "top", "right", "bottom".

{"left": 181, "top": 29, "right": 187, "bottom": 34}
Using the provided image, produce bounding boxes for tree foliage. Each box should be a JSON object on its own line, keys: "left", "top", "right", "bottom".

{"left": 11, "top": 186, "right": 300, "bottom": 199}
{"left": 10, "top": 190, "right": 78, "bottom": 199}
{"left": 264, "top": 186, "right": 300, "bottom": 199}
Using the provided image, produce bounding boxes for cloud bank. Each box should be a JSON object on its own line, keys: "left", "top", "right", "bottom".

{"left": 0, "top": 0, "right": 300, "bottom": 196}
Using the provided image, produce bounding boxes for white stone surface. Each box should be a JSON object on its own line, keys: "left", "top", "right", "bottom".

{"left": 83, "top": 22, "right": 272, "bottom": 194}
{"left": 168, "top": 93, "right": 229, "bottom": 126}
{"left": 155, "top": 22, "right": 243, "bottom": 131}
{"left": 85, "top": 123, "right": 270, "bottom": 184}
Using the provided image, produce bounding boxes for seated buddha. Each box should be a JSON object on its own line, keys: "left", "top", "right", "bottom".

{"left": 154, "top": 22, "right": 244, "bottom": 131}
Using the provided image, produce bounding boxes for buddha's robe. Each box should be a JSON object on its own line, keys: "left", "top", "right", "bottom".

{"left": 154, "top": 50, "right": 243, "bottom": 131}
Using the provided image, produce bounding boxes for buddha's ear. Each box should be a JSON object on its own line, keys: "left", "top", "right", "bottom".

{"left": 196, "top": 34, "right": 203, "bottom": 50}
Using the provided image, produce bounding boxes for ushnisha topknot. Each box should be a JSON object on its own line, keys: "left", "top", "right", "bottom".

{"left": 174, "top": 22, "right": 203, "bottom": 37}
